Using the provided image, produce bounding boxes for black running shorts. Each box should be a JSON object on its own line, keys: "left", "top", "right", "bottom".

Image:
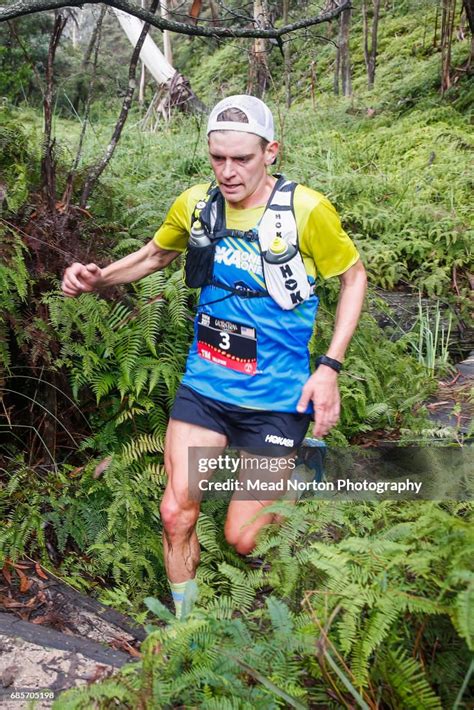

{"left": 170, "top": 384, "right": 312, "bottom": 454}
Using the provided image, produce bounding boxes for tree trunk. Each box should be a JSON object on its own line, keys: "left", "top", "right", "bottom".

{"left": 333, "top": 41, "right": 340, "bottom": 95}
{"left": 440, "top": 0, "right": 457, "bottom": 94}
{"left": 138, "top": 62, "right": 146, "bottom": 106}
{"left": 362, "top": 0, "right": 381, "bottom": 90}
{"left": 161, "top": 0, "right": 173, "bottom": 65}
{"left": 334, "top": 6, "right": 352, "bottom": 96}
{"left": 459, "top": 1, "right": 474, "bottom": 70}
{"left": 340, "top": 7, "right": 352, "bottom": 96}
{"left": 80, "top": 1, "right": 159, "bottom": 207}
{"left": 138, "top": 0, "right": 146, "bottom": 106}
{"left": 463, "top": 0, "right": 474, "bottom": 32}
{"left": 42, "top": 11, "right": 67, "bottom": 214}
{"left": 72, "top": 8, "right": 105, "bottom": 111}
{"left": 114, "top": 7, "right": 175, "bottom": 84}
{"left": 433, "top": 1, "right": 440, "bottom": 47}
{"left": 468, "top": 33, "right": 474, "bottom": 69}
{"left": 63, "top": 6, "right": 105, "bottom": 208}
{"left": 82, "top": 10, "right": 104, "bottom": 67}
{"left": 248, "top": 0, "right": 270, "bottom": 97}
{"left": 209, "top": 0, "right": 220, "bottom": 25}
{"left": 282, "top": 0, "right": 291, "bottom": 107}
{"left": 79, "top": 5, "right": 205, "bottom": 203}
{"left": 113, "top": 7, "right": 204, "bottom": 114}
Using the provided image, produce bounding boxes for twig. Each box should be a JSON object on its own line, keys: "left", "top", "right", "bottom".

{"left": 63, "top": 5, "right": 106, "bottom": 209}
{"left": 452, "top": 264, "right": 461, "bottom": 296}
{"left": 42, "top": 11, "right": 68, "bottom": 214}
{"left": 7, "top": 20, "right": 44, "bottom": 95}
{"left": 79, "top": 0, "right": 160, "bottom": 207}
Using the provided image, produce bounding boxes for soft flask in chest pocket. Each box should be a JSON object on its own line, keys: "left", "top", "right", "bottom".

{"left": 262, "top": 237, "right": 311, "bottom": 310}
{"left": 184, "top": 221, "right": 215, "bottom": 289}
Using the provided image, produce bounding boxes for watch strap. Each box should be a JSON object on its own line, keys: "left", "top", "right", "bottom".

{"left": 315, "top": 355, "right": 342, "bottom": 373}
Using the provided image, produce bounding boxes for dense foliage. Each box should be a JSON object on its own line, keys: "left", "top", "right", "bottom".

{"left": 54, "top": 500, "right": 473, "bottom": 708}
{"left": 0, "top": 0, "right": 472, "bottom": 707}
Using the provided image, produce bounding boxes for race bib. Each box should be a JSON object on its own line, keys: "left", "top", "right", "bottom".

{"left": 197, "top": 313, "right": 257, "bottom": 375}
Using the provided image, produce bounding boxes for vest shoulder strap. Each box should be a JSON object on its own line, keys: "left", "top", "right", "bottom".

{"left": 191, "top": 184, "right": 224, "bottom": 238}
{"left": 258, "top": 176, "right": 299, "bottom": 252}
{"left": 267, "top": 174, "right": 297, "bottom": 212}
{"left": 191, "top": 174, "right": 298, "bottom": 243}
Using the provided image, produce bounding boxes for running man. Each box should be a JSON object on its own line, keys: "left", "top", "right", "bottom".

{"left": 62, "top": 95, "right": 367, "bottom": 617}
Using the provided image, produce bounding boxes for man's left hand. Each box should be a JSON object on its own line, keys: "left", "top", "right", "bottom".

{"left": 296, "top": 367, "right": 340, "bottom": 438}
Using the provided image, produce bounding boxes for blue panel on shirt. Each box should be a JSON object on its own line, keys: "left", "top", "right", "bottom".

{"left": 182, "top": 235, "right": 318, "bottom": 413}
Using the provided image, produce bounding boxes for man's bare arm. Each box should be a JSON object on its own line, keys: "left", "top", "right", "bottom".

{"left": 62, "top": 240, "right": 180, "bottom": 297}
{"left": 325, "top": 259, "right": 368, "bottom": 362}
{"left": 297, "top": 259, "right": 367, "bottom": 437}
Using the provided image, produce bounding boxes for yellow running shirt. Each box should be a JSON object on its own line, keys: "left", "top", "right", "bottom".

{"left": 154, "top": 183, "right": 359, "bottom": 280}
{"left": 153, "top": 181, "right": 359, "bottom": 412}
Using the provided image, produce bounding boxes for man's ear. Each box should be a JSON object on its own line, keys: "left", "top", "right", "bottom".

{"left": 265, "top": 140, "right": 279, "bottom": 166}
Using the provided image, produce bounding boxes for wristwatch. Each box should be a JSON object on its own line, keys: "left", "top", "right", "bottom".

{"left": 315, "top": 355, "right": 343, "bottom": 373}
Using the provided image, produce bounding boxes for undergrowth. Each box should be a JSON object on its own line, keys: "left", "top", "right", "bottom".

{"left": 53, "top": 500, "right": 473, "bottom": 709}
{"left": 0, "top": 2, "right": 472, "bottom": 707}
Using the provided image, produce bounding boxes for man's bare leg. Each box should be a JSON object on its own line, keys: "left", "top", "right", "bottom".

{"left": 224, "top": 451, "right": 296, "bottom": 556}
{"left": 160, "top": 419, "right": 227, "bottom": 613}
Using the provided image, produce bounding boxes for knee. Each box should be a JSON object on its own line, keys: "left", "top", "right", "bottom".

{"left": 160, "top": 496, "right": 199, "bottom": 538}
{"left": 224, "top": 522, "right": 256, "bottom": 556}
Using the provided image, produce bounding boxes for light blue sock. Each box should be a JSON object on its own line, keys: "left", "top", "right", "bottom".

{"left": 169, "top": 579, "right": 198, "bottom": 619}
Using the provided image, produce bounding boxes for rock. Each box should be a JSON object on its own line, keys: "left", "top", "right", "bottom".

{"left": 0, "top": 564, "right": 149, "bottom": 707}
{"left": 1, "top": 664, "right": 18, "bottom": 688}
{"left": 456, "top": 351, "right": 474, "bottom": 379}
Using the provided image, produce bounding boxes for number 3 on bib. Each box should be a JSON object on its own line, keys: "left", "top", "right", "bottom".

{"left": 219, "top": 331, "right": 231, "bottom": 350}
{"left": 196, "top": 313, "right": 258, "bottom": 375}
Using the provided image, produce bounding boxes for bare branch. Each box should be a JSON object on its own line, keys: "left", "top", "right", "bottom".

{"left": 215, "top": 0, "right": 253, "bottom": 24}
{"left": 7, "top": 19, "right": 45, "bottom": 94}
{"left": 79, "top": 0, "right": 160, "bottom": 207}
{"left": 42, "top": 11, "right": 68, "bottom": 214}
{"left": 0, "top": 0, "right": 352, "bottom": 39}
{"left": 62, "top": 5, "right": 106, "bottom": 209}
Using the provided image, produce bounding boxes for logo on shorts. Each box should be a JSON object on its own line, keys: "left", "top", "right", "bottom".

{"left": 265, "top": 434, "right": 294, "bottom": 447}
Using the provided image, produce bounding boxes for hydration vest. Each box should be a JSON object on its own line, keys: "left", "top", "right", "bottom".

{"left": 184, "top": 175, "right": 313, "bottom": 310}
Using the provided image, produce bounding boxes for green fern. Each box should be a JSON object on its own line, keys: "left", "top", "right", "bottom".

{"left": 376, "top": 646, "right": 443, "bottom": 709}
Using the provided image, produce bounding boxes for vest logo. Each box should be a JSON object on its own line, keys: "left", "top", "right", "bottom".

{"left": 265, "top": 434, "right": 294, "bottom": 447}
{"left": 275, "top": 213, "right": 282, "bottom": 238}
{"left": 215, "top": 245, "right": 263, "bottom": 276}
{"left": 279, "top": 264, "right": 304, "bottom": 305}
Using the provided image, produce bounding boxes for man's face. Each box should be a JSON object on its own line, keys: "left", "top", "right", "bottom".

{"left": 208, "top": 131, "right": 278, "bottom": 207}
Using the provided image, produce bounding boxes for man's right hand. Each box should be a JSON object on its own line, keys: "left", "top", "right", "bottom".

{"left": 61, "top": 263, "right": 103, "bottom": 298}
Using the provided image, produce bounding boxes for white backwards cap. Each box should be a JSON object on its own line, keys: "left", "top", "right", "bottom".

{"left": 207, "top": 95, "right": 274, "bottom": 142}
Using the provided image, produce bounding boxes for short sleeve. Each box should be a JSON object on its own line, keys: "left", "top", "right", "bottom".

{"left": 296, "top": 186, "right": 360, "bottom": 280}
{"left": 153, "top": 184, "right": 209, "bottom": 253}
